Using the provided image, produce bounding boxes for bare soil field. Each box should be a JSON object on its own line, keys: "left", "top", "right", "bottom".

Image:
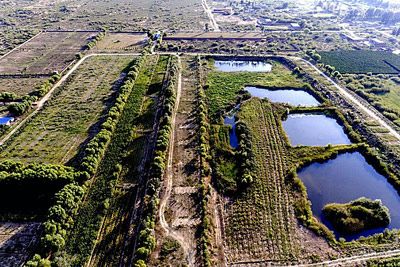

{"left": 0, "top": 55, "right": 133, "bottom": 164}
{"left": 94, "top": 33, "right": 147, "bottom": 52}
{"left": 55, "top": 0, "right": 207, "bottom": 31}
{"left": 0, "top": 222, "right": 41, "bottom": 267}
{"left": 146, "top": 0, "right": 208, "bottom": 31}
{"left": 0, "top": 31, "right": 95, "bottom": 75}
{"left": 153, "top": 56, "right": 201, "bottom": 266}
{"left": 0, "top": 77, "right": 46, "bottom": 96}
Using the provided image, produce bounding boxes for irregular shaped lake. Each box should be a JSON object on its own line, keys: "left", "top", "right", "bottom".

{"left": 282, "top": 114, "right": 351, "bottom": 146}
{"left": 245, "top": 86, "right": 320, "bottom": 106}
{"left": 298, "top": 152, "right": 400, "bottom": 240}
{"left": 214, "top": 60, "right": 272, "bottom": 72}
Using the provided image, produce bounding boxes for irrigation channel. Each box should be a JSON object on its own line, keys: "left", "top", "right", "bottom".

{"left": 217, "top": 59, "right": 400, "bottom": 242}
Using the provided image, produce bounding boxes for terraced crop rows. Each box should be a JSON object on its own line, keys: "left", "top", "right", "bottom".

{"left": 0, "top": 55, "right": 133, "bottom": 164}
{"left": 223, "top": 98, "right": 298, "bottom": 264}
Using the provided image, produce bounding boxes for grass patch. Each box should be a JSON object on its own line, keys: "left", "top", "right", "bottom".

{"left": 0, "top": 55, "right": 133, "bottom": 164}
{"left": 205, "top": 60, "right": 304, "bottom": 121}
{"left": 319, "top": 50, "right": 400, "bottom": 74}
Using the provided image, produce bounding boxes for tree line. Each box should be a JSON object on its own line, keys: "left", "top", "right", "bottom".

{"left": 25, "top": 53, "right": 147, "bottom": 266}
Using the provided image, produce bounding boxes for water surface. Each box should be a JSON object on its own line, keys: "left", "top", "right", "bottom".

{"left": 224, "top": 115, "right": 238, "bottom": 149}
{"left": 245, "top": 86, "right": 320, "bottom": 106}
{"left": 282, "top": 114, "right": 351, "bottom": 146}
{"left": 298, "top": 152, "right": 400, "bottom": 240}
{"left": 214, "top": 60, "right": 272, "bottom": 72}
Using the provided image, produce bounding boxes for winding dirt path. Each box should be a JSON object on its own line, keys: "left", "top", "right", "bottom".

{"left": 158, "top": 56, "right": 196, "bottom": 265}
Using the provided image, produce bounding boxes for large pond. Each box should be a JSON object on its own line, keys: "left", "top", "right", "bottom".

{"left": 245, "top": 86, "right": 320, "bottom": 107}
{"left": 298, "top": 152, "right": 400, "bottom": 240}
{"left": 282, "top": 114, "right": 351, "bottom": 146}
{"left": 214, "top": 60, "right": 272, "bottom": 72}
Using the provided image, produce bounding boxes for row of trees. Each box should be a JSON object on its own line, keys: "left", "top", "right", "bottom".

{"left": 0, "top": 160, "right": 79, "bottom": 187}
{"left": 132, "top": 56, "right": 179, "bottom": 267}
{"left": 5, "top": 73, "right": 60, "bottom": 117}
{"left": 235, "top": 122, "right": 255, "bottom": 186}
{"left": 196, "top": 56, "right": 212, "bottom": 267}
{"left": 25, "top": 54, "right": 147, "bottom": 265}
{"left": 85, "top": 31, "right": 106, "bottom": 50}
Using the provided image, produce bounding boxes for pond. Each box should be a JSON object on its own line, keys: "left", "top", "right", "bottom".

{"left": 0, "top": 116, "right": 14, "bottom": 125}
{"left": 224, "top": 115, "right": 238, "bottom": 149}
{"left": 214, "top": 60, "right": 272, "bottom": 72}
{"left": 245, "top": 86, "right": 320, "bottom": 106}
{"left": 298, "top": 152, "right": 400, "bottom": 240}
{"left": 282, "top": 114, "right": 351, "bottom": 146}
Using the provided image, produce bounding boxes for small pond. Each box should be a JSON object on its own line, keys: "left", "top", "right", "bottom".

{"left": 282, "top": 114, "right": 351, "bottom": 146}
{"left": 214, "top": 60, "right": 272, "bottom": 72}
{"left": 245, "top": 86, "right": 320, "bottom": 107}
{"left": 298, "top": 152, "right": 400, "bottom": 240}
{"left": 224, "top": 115, "right": 238, "bottom": 149}
{"left": 0, "top": 116, "right": 14, "bottom": 125}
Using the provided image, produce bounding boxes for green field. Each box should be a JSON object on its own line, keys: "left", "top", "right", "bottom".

{"left": 206, "top": 60, "right": 304, "bottom": 121}
{"left": 0, "top": 55, "right": 134, "bottom": 164}
{"left": 319, "top": 50, "right": 400, "bottom": 74}
{"left": 63, "top": 55, "right": 165, "bottom": 266}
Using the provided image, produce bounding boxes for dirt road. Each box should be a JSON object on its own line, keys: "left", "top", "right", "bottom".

{"left": 295, "top": 57, "right": 400, "bottom": 141}
{"left": 201, "top": 0, "right": 220, "bottom": 32}
{"left": 158, "top": 56, "right": 197, "bottom": 265}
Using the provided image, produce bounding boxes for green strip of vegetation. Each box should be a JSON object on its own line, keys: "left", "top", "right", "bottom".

{"left": 133, "top": 56, "right": 179, "bottom": 266}
{"left": 25, "top": 53, "right": 147, "bottom": 266}
{"left": 197, "top": 56, "right": 212, "bottom": 266}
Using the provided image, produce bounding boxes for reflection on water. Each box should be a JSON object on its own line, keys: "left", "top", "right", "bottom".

{"left": 214, "top": 60, "right": 272, "bottom": 72}
{"left": 282, "top": 114, "right": 351, "bottom": 146}
{"left": 245, "top": 86, "right": 320, "bottom": 106}
{"left": 298, "top": 152, "right": 400, "bottom": 240}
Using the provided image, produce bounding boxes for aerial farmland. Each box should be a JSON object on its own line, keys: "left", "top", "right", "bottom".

{"left": 1, "top": 0, "right": 400, "bottom": 267}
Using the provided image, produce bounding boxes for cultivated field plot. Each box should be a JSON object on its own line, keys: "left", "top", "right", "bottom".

{"left": 54, "top": 0, "right": 153, "bottom": 31}
{"left": 94, "top": 33, "right": 147, "bottom": 52}
{"left": 320, "top": 50, "right": 400, "bottom": 74}
{"left": 0, "top": 31, "right": 95, "bottom": 75}
{"left": 0, "top": 55, "right": 133, "bottom": 164}
{"left": 0, "top": 77, "right": 46, "bottom": 96}
{"left": 165, "top": 32, "right": 272, "bottom": 40}
{"left": 0, "top": 222, "right": 41, "bottom": 267}
{"left": 0, "top": 29, "right": 35, "bottom": 56}
{"left": 222, "top": 99, "right": 338, "bottom": 264}
{"left": 146, "top": 0, "right": 208, "bottom": 31}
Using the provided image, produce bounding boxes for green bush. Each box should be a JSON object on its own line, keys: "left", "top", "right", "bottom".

{"left": 323, "top": 197, "right": 390, "bottom": 234}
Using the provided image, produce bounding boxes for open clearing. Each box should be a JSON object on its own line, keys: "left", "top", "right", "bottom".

{"left": 0, "top": 55, "right": 133, "bottom": 164}
{"left": 0, "top": 31, "right": 95, "bottom": 75}
{"left": 0, "top": 222, "right": 41, "bottom": 267}
{"left": 94, "top": 33, "right": 147, "bottom": 52}
{"left": 0, "top": 77, "right": 46, "bottom": 96}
